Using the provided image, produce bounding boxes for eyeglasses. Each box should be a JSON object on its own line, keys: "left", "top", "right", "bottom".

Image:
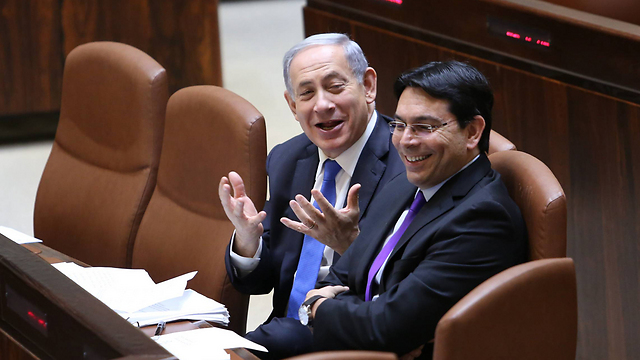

{"left": 388, "top": 120, "right": 450, "bottom": 136}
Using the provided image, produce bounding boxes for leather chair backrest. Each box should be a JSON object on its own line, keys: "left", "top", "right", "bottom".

{"left": 488, "top": 150, "right": 566, "bottom": 259}
{"left": 34, "top": 41, "right": 168, "bottom": 268}
{"left": 285, "top": 351, "right": 398, "bottom": 360}
{"left": 433, "top": 258, "right": 578, "bottom": 360}
{"left": 488, "top": 130, "right": 516, "bottom": 154}
{"left": 131, "top": 86, "right": 267, "bottom": 335}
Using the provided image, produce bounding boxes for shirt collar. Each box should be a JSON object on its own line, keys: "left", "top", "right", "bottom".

{"left": 419, "top": 154, "right": 481, "bottom": 201}
{"left": 317, "top": 111, "right": 378, "bottom": 178}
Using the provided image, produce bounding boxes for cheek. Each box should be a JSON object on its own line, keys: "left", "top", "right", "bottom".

{"left": 391, "top": 136, "right": 402, "bottom": 151}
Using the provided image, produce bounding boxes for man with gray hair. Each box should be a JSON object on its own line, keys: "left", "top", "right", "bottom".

{"left": 219, "top": 33, "right": 405, "bottom": 357}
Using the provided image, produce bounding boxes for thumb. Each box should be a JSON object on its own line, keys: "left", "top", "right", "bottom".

{"left": 346, "top": 184, "right": 361, "bottom": 211}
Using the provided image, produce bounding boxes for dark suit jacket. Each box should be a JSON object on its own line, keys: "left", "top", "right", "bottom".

{"left": 313, "top": 154, "right": 527, "bottom": 359}
{"left": 225, "top": 113, "right": 406, "bottom": 321}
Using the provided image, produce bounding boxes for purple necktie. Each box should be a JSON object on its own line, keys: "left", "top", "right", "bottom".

{"left": 365, "top": 191, "right": 426, "bottom": 301}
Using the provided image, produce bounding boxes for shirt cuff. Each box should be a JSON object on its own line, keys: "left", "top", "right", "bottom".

{"left": 229, "top": 230, "right": 262, "bottom": 278}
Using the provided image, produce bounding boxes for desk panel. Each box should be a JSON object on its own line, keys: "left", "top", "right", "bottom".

{"left": 0, "top": 235, "right": 174, "bottom": 360}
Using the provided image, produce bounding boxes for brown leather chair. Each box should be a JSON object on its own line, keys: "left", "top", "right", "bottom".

{"left": 431, "top": 151, "right": 572, "bottom": 359}
{"left": 34, "top": 42, "right": 168, "bottom": 268}
{"left": 433, "top": 258, "right": 577, "bottom": 360}
{"left": 285, "top": 351, "right": 398, "bottom": 360}
{"left": 488, "top": 150, "right": 567, "bottom": 259}
{"left": 488, "top": 130, "right": 516, "bottom": 154}
{"left": 131, "top": 86, "right": 267, "bottom": 335}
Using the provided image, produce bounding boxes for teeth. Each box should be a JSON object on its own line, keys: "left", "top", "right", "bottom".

{"left": 317, "top": 120, "right": 342, "bottom": 130}
{"left": 406, "top": 155, "right": 427, "bottom": 162}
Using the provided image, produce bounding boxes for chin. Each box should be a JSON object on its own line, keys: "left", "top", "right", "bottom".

{"left": 406, "top": 173, "right": 424, "bottom": 187}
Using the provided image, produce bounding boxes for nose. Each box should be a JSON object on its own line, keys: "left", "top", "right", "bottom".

{"left": 398, "top": 126, "right": 420, "bottom": 146}
{"left": 313, "top": 90, "right": 336, "bottom": 114}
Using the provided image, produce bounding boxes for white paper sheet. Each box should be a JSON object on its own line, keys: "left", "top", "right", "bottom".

{"left": 0, "top": 226, "right": 42, "bottom": 244}
{"left": 51, "top": 262, "right": 197, "bottom": 313}
{"left": 153, "top": 327, "right": 267, "bottom": 360}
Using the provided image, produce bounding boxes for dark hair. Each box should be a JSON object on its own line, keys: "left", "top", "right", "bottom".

{"left": 394, "top": 61, "right": 493, "bottom": 153}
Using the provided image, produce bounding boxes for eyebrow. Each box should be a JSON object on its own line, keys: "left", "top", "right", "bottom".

{"left": 296, "top": 71, "right": 346, "bottom": 89}
{"left": 393, "top": 114, "right": 446, "bottom": 123}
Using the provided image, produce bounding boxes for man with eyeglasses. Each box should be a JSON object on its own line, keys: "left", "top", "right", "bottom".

{"left": 218, "top": 33, "right": 405, "bottom": 358}
{"left": 270, "top": 61, "right": 528, "bottom": 360}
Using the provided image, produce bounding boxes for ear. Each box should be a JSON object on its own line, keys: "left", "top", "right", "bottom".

{"left": 363, "top": 67, "right": 377, "bottom": 104}
{"left": 466, "top": 115, "right": 485, "bottom": 150}
{"left": 284, "top": 90, "right": 299, "bottom": 121}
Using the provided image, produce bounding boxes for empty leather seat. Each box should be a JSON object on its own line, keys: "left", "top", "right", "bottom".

{"left": 131, "top": 85, "right": 267, "bottom": 335}
{"left": 34, "top": 41, "right": 168, "bottom": 267}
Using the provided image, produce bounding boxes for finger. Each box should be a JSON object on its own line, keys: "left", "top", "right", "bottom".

{"left": 233, "top": 197, "right": 246, "bottom": 219}
{"left": 408, "top": 345, "right": 424, "bottom": 358}
{"left": 228, "top": 171, "right": 247, "bottom": 198}
{"left": 254, "top": 210, "right": 268, "bottom": 224}
{"left": 218, "top": 176, "right": 230, "bottom": 199}
{"left": 294, "top": 193, "right": 319, "bottom": 216}
{"left": 289, "top": 199, "right": 321, "bottom": 229}
{"left": 292, "top": 195, "right": 322, "bottom": 223}
{"left": 333, "top": 285, "right": 349, "bottom": 294}
{"left": 310, "top": 189, "right": 338, "bottom": 220}
{"left": 345, "top": 184, "right": 361, "bottom": 211}
{"left": 280, "top": 216, "right": 311, "bottom": 235}
{"left": 218, "top": 177, "right": 235, "bottom": 209}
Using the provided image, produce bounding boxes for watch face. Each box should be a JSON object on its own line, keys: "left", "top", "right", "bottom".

{"left": 298, "top": 305, "right": 309, "bottom": 326}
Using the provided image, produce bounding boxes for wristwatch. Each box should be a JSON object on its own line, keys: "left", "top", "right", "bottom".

{"left": 298, "top": 295, "right": 325, "bottom": 327}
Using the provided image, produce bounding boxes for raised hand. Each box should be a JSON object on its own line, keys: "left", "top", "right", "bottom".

{"left": 280, "top": 184, "right": 361, "bottom": 255}
{"left": 218, "top": 171, "right": 267, "bottom": 257}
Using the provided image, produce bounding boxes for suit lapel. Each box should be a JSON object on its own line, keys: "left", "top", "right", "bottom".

{"left": 351, "top": 112, "right": 391, "bottom": 219}
{"left": 290, "top": 142, "right": 319, "bottom": 202}
{"left": 386, "top": 154, "right": 493, "bottom": 267}
{"left": 354, "top": 177, "right": 416, "bottom": 293}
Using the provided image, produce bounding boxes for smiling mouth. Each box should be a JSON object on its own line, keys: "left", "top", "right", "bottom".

{"left": 405, "top": 155, "right": 430, "bottom": 163}
{"left": 316, "top": 120, "right": 344, "bottom": 131}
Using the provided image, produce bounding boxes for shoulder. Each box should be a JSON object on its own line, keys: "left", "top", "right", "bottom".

{"left": 267, "top": 133, "right": 315, "bottom": 168}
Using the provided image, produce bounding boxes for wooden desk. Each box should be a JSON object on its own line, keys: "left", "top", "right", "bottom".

{"left": 4, "top": 239, "right": 258, "bottom": 360}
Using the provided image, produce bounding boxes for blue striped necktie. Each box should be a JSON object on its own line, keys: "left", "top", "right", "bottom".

{"left": 286, "top": 159, "right": 342, "bottom": 318}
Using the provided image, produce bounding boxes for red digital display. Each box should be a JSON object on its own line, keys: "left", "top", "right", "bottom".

{"left": 6, "top": 284, "right": 49, "bottom": 337}
{"left": 382, "top": 0, "right": 403, "bottom": 4}
{"left": 488, "top": 17, "right": 552, "bottom": 49}
{"left": 28, "top": 311, "right": 48, "bottom": 330}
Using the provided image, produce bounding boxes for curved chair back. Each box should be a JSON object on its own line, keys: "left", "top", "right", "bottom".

{"left": 488, "top": 130, "right": 516, "bottom": 154}
{"left": 286, "top": 351, "right": 398, "bottom": 360}
{"left": 488, "top": 150, "right": 566, "bottom": 259}
{"left": 131, "top": 86, "right": 267, "bottom": 335}
{"left": 34, "top": 42, "right": 168, "bottom": 267}
{"left": 433, "top": 258, "right": 577, "bottom": 360}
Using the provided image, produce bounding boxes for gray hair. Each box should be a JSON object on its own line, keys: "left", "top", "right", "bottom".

{"left": 283, "top": 33, "right": 369, "bottom": 97}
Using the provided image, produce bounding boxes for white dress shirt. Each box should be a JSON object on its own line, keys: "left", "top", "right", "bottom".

{"left": 230, "top": 111, "right": 379, "bottom": 281}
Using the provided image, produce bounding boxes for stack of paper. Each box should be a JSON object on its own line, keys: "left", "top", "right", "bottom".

{"left": 123, "top": 289, "right": 229, "bottom": 327}
{"left": 51, "top": 262, "right": 229, "bottom": 327}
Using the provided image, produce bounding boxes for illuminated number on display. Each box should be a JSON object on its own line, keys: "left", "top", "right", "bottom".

{"left": 506, "top": 31, "right": 521, "bottom": 39}
{"left": 28, "top": 311, "right": 48, "bottom": 330}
